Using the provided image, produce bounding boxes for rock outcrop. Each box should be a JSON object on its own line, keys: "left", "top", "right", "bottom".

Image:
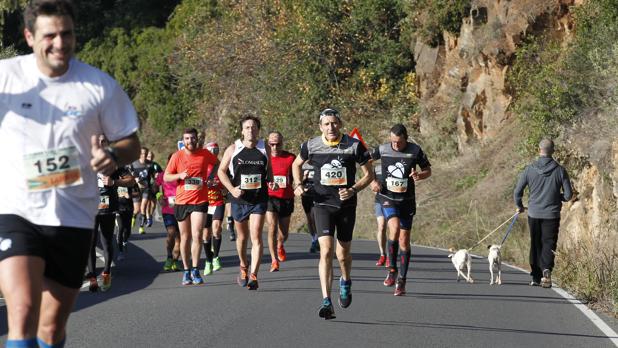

{"left": 414, "top": 0, "right": 575, "bottom": 153}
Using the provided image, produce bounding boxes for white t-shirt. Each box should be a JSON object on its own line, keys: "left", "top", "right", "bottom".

{"left": 0, "top": 54, "right": 139, "bottom": 228}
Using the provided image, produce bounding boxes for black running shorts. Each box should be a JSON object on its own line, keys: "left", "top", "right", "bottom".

{"left": 174, "top": 203, "right": 208, "bottom": 222}
{"left": 267, "top": 197, "right": 295, "bottom": 218}
{"left": 0, "top": 214, "right": 92, "bottom": 289}
{"left": 313, "top": 204, "right": 356, "bottom": 242}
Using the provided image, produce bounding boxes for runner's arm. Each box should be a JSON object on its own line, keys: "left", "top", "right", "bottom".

{"left": 292, "top": 154, "right": 307, "bottom": 196}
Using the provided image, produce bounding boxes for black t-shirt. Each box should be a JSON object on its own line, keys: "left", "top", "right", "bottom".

{"left": 371, "top": 141, "right": 430, "bottom": 204}
{"left": 229, "top": 140, "right": 269, "bottom": 205}
{"left": 299, "top": 134, "right": 369, "bottom": 208}
{"left": 131, "top": 160, "right": 156, "bottom": 190}
{"left": 116, "top": 166, "right": 134, "bottom": 211}
{"left": 97, "top": 170, "right": 121, "bottom": 215}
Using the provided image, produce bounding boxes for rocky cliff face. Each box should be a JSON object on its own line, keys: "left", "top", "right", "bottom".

{"left": 414, "top": 0, "right": 576, "bottom": 152}
{"left": 413, "top": 0, "right": 616, "bottom": 249}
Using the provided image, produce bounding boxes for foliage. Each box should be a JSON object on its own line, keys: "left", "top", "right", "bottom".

{"left": 402, "top": 0, "right": 471, "bottom": 46}
{"left": 510, "top": 0, "right": 618, "bottom": 154}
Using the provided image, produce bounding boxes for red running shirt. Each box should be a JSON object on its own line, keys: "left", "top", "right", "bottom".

{"left": 165, "top": 149, "right": 218, "bottom": 205}
{"left": 268, "top": 151, "right": 296, "bottom": 199}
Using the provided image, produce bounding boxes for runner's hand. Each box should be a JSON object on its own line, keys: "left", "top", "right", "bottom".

{"left": 339, "top": 188, "right": 354, "bottom": 201}
{"left": 370, "top": 180, "right": 381, "bottom": 193}
{"left": 268, "top": 182, "right": 279, "bottom": 191}
{"left": 178, "top": 171, "right": 188, "bottom": 180}
{"left": 90, "top": 135, "right": 117, "bottom": 176}
{"left": 411, "top": 169, "right": 420, "bottom": 182}
{"left": 231, "top": 186, "right": 243, "bottom": 198}
{"left": 294, "top": 184, "right": 306, "bottom": 197}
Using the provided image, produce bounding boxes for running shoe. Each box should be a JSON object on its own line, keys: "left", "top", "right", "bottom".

{"left": 138, "top": 226, "right": 145, "bottom": 235}
{"left": 394, "top": 277, "right": 406, "bottom": 296}
{"left": 247, "top": 273, "right": 259, "bottom": 290}
{"left": 338, "top": 277, "right": 352, "bottom": 308}
{"left": 277, "top": 245, "right": 287, "bottom": 262}
{"left": 383, "top": 269, "right": 397, "bottom": 287}
{"left": 212, "top": 257, "right": 222, "bottom": 271}
{"left": 269, "top": 260, "right": 280, "bottom": 272}
{"left": 191, "top": 268, "right": 204, "bottom": 285}
{"left": 541, "top": 269, "right": 552, "bottom": 288}
{"left": 88, "top": 276, "right": 99, "bottom": 292}
{"left": 171, "top": 260, "right": 180, "bottom": 272}
{"left": 117, "top": 251, "right": 125, "bottom": 261}
{"left": 146, "top": 217, "right": 153, "bottom": 227}
{"left": 237, "top": 267, "right": 248, "bottom": 287}
{"left": 203, "top": 261, "right": 213, "bottom": 276}
{"left": 309, "top": 240, "right": 319, "bottom": 253}
{"left": 100, "top": 272, "right": 112, "bottom": 292}
{"left": 385, "top": 257, "right": 390, "bottom": 268}
{"left": 318, "top": 298, "right": 335, "bottom": 320}
{"left": 182, "top": 271, "right": 192, "bottom": 286}
{"left": 376, "top": 255, "right": 386, "bottom": 266}
{"left": 163, "top": 258, "right": 173, "bottom": 272}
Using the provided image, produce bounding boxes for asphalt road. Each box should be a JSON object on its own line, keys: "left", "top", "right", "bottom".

{"left": 1, "top": 221, "right": 617, "bottom": 347}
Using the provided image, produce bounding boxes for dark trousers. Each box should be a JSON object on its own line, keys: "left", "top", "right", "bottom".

{"left": 88, "top": 214, "right": 116, "bottom": 275}
{"left": 528, "top": 217, "right": 560, "bottom": 280}
{"left": 116, "top": 210, "right": 133, "bottom": 251}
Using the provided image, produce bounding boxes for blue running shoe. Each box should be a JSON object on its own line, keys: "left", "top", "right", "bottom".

{"left": 191, "top": 268, "right": 204, "bottom": 285}
{"left": 339, "top": 277, "right": 352, "bottom": 308}
{"left": 182, "top": 271, "right": 191, "bottom": 286}
{"left": 318, "top": 298, "right": 335, "bottom": 320}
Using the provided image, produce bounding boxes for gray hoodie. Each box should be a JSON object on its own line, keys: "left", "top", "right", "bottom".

{"left": 513, "top": 156, "right": 573, "bottom": 219}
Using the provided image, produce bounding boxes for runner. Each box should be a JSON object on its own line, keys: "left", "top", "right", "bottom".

{"left": 0, "top": 1, "right": 140, "bottom": 345}
{"left": 292, "top": 108, "right": 373, "bottom": 319}
{"left": 370, "top": 124, "right": 431, "bottom": 296}
{"left": 218, "top": 115, "right": 273, "bottom": 290}
{"left": 202, "top": 142, "right": 225, "bottom": 275}
{"left": 131, "top": 147, "right": 156, "bottom": 234}
{"left": 266, "top": 132, "right": 296, "bottom": 272}
{"left": 156, "top": 153, "right": 181, "bottom": 272}
{"left": 164, "top": 128, "right": 218, "bottom": 285}
{"left": 146, "top": 150, "right": 163, "bottom": 226}
{"left": 116, "top": 164, "right": 136, "bottom": 262}
{"left": 301, "top": 162, "right": 319, "bottom": 253}
{"left": 86, "top": 136, "right": 121, "bottom": 292}
{"left": 372, "top": 164, "right": 388, "bottom": 267}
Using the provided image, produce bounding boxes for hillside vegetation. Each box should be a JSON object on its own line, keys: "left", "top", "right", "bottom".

{"left": 1, "top": 0, "right": 615, "bottom": 316}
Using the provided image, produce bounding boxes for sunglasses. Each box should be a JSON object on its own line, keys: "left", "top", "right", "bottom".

{"left": 269, "top": 143, "right": 282, "bottom": 147}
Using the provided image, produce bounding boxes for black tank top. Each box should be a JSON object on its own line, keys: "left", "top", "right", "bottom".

{"left": 229, "top": 139, "right": 268, "bottom": 205}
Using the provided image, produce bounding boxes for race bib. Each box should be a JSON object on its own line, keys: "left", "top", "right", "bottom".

{"left": 117, "top": 186, "right": 130, "bottom": 199}
{"left": 320, "top": 167, "right": 347, "bottom": 186}
{"left": 24, "top": 146, "right": 83, "bottom": 191}
{"left": 273, "top": 175, "right": 287, "bottom": 188}
{"left": 168, "top": 196, "right": 176, "bottom": 207}
{"left": 386, "top": 177, "right": 408, "bottom": 193}
{"left": 207, "top": 205, "right": 216, "bottom": 215}
{"left": 240, "top": 174, "right": 262, "bottom": 190}
{"left": 98, "top": 195, "right": 110, "bottom": 210}
{"left": 184, "top": 177, "right": 203, "bottom": 191}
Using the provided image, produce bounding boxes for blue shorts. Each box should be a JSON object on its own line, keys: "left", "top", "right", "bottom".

{"left": 380, "top": 201, "right": 414, "bottom": 230}
{"left": 374, "top": 202, "right": 383, "bottom": 217}
{"left": 162, "top": 213, "right": 178, "bottom": 229}
{"left": 231, "top": 202, "right": 267, "bottom": 223}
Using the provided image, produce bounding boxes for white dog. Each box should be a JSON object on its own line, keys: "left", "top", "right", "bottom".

{"left": 487, "top": 245, "right": 502, "bottom": 285}
{"left": 448, "top": 248, "right": 473, "bottom": 283}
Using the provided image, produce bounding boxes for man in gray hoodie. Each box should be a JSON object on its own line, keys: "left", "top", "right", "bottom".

{"left": 514, "top": 139, "right": 573, "bottom": 288}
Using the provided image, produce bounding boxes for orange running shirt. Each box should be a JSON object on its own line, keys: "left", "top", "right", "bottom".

{"left": 165, "top": 149, "right": 218, "bottom": 205}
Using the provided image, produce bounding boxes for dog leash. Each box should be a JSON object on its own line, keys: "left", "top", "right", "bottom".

{"left": 467, "top": 212, "right": 519, "bottom": 250}
{"left": 499, "top": 212, "right": 519, "bottom": 246}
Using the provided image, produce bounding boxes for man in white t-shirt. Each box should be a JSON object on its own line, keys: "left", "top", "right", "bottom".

{"left": 0, "top": 1, "right": 140, "bottom": 347}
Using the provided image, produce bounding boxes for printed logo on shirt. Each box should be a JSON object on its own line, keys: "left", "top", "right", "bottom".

{"left": 237, "top": 158, "right": 265, "bottom": 166}
{"left": 21, "top": 102, "right": 32, "bottom": 109}
{"left": 63, "top": 105, "right": 83, "bottom": 117}
{"left": 0, "top": 238, "right": 12, "bottom": 252}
